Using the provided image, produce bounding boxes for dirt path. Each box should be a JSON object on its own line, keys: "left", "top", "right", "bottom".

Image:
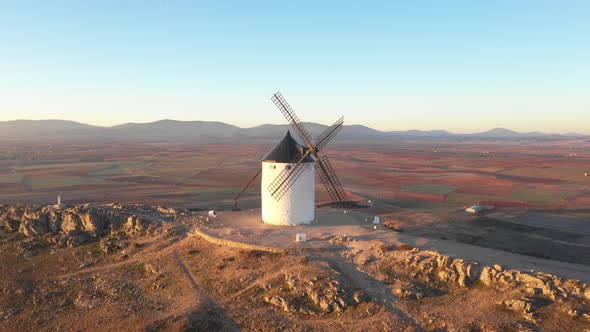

{"left": 58, "top": 235, "right": 182, "bottom": 278}
{"left": 385, "top": 231, "right": 590, "bottom": 283}
{"left": 426, "top": 239, "right": 590, "bottom": 282}
{"left": 322, "top": 255, "right": 422, "bottom": 330}
{"left": 225, "top": 267, "right": 301, "bottom": 301}
{"left": 172, "top": 252, "right": 240, "bottom": 332}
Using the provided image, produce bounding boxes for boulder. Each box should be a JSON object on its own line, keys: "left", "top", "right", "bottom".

{"left": 157, "top": 206, "right": 176, "bottom": 214}
{"left": 437, "top": 270, "right": 455, "bottom": 284}
{"left": 497, "top": 273, "right": 514, "bottom": 286}
{"left": 450, "top": 259, "right": 480, "bottom": 287}
{"left": 567, "top": 308, "right": 582, "bottom": 317}
{"left": 517, "top": 273, "right": 546, "bottom": 288}
{"left": 499, "top": 298, "right": 535, "bottom": 314}
{"left": 435, "top": 254, "right": 451, "bottom": 268}
{"left": 99, "top": 237, "right": 126, "bottom": 254}
{"left": 526, "top": 287, "right": 542, "bottom": 295}
{"left": 61, "top": 212, "right": 83, "bottom": 235}
{"left": 124, "top": 215, "right": 147, "bottom": 237}
{"left": 19, "top": 209, "right": 49, "bottom": 237}
{"left": 78, "top": 210, "right": 111, "bottom": 237}
{"left": 264, "top": 296, "right": 297, "bottom": 313}
{"left": 1, "top": 218, "right": 20, "bottom": 232}
{"left": 466, "top": 262, "right": 481, "bottom": 282}
{"left": 479, "top": 266, "right": 496, "bottom": 286}
{"left": 66, "top": 234, "right": 89, "bottom": 248}
{"left": 0, "top": 205, "right": 25, "bottom": 224}
{"left": 46, "top": 210, "right": 62, "bottom": 234}
{"left": 395, "top": 287, "right": 425, "bottom": 300}
{"left": 0, "top": 205, "right": 25, "bottom": 231}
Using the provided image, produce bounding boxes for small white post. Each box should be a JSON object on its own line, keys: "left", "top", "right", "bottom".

{"left": 57, "top": 195, "right": 62, "bottom": 206}
{"left": 295, "top": 233, "right": 307, "bottom": 242}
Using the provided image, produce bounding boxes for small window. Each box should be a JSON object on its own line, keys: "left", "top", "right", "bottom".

{"left": 286, "top": 165, "right": 292, "bottom": 170}
{"left": 270, "top": 165, "right": 276, "bottom": 170}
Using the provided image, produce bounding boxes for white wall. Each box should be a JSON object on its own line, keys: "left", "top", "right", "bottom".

{"left": 261, "top": 161, "right": 315, "bottom": 225}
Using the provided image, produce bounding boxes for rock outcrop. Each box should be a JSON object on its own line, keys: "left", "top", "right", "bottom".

{"left": 0, "top": 203, "right": 167, "bottom": 247}
{"left": 19, "top": 208, "right": 49, "bottom": 237}
{"left": 393, "top": 248, "right": 590, "bottom": 302}
{"left": 284, "top": 272, "right": 351, "bottom": 313}
{"left": 400, "top": 251, "right": 482, "bottom": 288}
{"left": 377, "top": 246, "right": 590, "bottom": 323}
{"left": 498, "top": 298, "right": 535, "bottom": 314}
{"left": 262, "top": 269, "right": 363, "bottom": 315}
{"left": 0, "top": 205, "right": 25, "bottom": 232}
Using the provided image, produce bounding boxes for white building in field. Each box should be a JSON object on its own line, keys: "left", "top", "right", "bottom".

{"left": 466, "top": 205, "right": 494, "bottom": 214}
{"left": 261, "top": 131, "right": 315, "bottom": 226}
{"left": 466, "top": 205, "right": 484, "bottom": 213}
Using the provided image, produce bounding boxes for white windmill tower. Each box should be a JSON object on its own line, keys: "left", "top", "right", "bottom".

{"left": 260, "top": 131, "right": 316, "bottom": 225}
{"left": 234, "top": 92, "right": 348, "bottom": 226}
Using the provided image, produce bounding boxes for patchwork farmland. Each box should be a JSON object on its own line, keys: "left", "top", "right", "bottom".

{"left": 2, "top": 136, "right": 590, "bottom": 330}
{"left": 1, "top": 138, "right": 589, "bottom": 215}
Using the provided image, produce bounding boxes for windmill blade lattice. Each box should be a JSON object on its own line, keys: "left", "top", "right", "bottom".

{"left": 316, "top": 155, "right": 348, "bottom": 203}
{"left": 315, "top": 116, "right": 344, "bottom": 152}
{"left": 271, "top": 92, "right": 314, "bottom": 148}
{"left": 268, "top": 92, "right": 349, "bottom": 205}
{"left": 267, "top": 152, "right": 312, "bottom": 201}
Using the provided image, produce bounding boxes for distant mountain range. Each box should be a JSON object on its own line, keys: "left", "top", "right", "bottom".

{"left": 0, "top": 119, "right": 586, "bottom": 142}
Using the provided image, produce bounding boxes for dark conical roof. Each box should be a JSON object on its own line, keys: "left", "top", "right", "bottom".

{"left": 262, "top": 131, "right": 314, "bottom": 163}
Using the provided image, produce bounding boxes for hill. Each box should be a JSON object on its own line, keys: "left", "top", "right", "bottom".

{"left": 1, "top": 203, "right": 589, "bottom": 331}
{"left": 470, "top": 127, "right": 547, "bottom": 138}
{"left": 0, "top": 119, "right": 584, "bottom": 142}
{"left": 0, "top": 120, "right": 103, "bottom": 140}
{"left": 108, "top": 120, "right": 242, "bottom": 140}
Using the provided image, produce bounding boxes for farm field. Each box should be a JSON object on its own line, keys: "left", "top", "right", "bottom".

{"left": 1, "top": 137, "right": 589, "bottom": 216}
{"left": 4, "top": 133, "right": 590, "bottom": 331}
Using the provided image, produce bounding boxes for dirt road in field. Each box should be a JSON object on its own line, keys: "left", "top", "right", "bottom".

{"left": 207, "top": 208, "right": 590, "bottom": 284}
{"left": 361, "top": 230, "right": 590, "bottom": 283}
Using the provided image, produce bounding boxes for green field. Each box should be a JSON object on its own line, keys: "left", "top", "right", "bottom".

{"left": 378, "top": 198, "right": 462, "bottom": 212}
{"left": 507, "top": 188, "right": 577, "bottom": 206}
{"left": 401, "top": 184, "right": 458, "bottom": 194}
{"left": 499, "top": 166, "right": 586, "bottom": 182}
{"left": 0, "top": 174, "right": 22, "bottom": 184}
{"left": 2, "top": 138, "right": 590, "bottom": 212}
{"left": 445, "top": 193, "right": 512, "bottom": 205}
{"left": 25, "top": 176, "right": 110, "bottom": 190}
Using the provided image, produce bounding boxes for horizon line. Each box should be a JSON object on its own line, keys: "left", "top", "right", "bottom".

{"left": 1, "top": 118, "right": 587, "bottom": 136}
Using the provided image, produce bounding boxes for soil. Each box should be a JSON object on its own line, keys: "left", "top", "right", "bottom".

{"left": 1, "top": 204, "right": 589, "bottom": 331}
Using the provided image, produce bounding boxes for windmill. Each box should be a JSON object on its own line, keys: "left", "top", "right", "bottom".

{"left": 234, "top": 92, "right": 348, "bottom": 225}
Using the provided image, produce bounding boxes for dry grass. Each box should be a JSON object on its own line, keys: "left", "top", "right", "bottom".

{"left": 383, "top": 220, "right": 403, "bottom": 232}
{"left": 396, "top": 243, "right": 413, "bottom": 251}
{"left": 378, "top": 243, "right": 394, "bottom": 253}
{"left": 298, "top": 256, "right": 309, "bottom": 265}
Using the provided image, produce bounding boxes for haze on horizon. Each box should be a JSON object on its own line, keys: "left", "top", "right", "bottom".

{"left": 1, "top": 1, "right": 589, "bottom": 134}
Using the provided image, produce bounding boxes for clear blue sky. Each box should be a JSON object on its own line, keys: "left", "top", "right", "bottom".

{"left": 1, "top": 1, "right": 589, "bottom": 133}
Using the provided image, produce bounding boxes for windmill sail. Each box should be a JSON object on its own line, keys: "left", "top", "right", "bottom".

{"left": 268, "top": 92, "right": 349, "bottom": 205}
{"left": 271, "top": 92, "right": 314, "bottom": 148}
{"left": 315, "top": 116, "right": 344, "bottom": 152}
{"left": 316, "top": 155, "right": 348, "bottom": 203}
{"left": 267, "top": 151, "right": 312, "bottom": 201}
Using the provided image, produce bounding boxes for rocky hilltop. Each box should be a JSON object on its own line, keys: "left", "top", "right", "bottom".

{"left": 1, "top": 203, "right": 589, "bottom": 331}
{"left": 0, "top": 203, "right": 180, "bottom": 249}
